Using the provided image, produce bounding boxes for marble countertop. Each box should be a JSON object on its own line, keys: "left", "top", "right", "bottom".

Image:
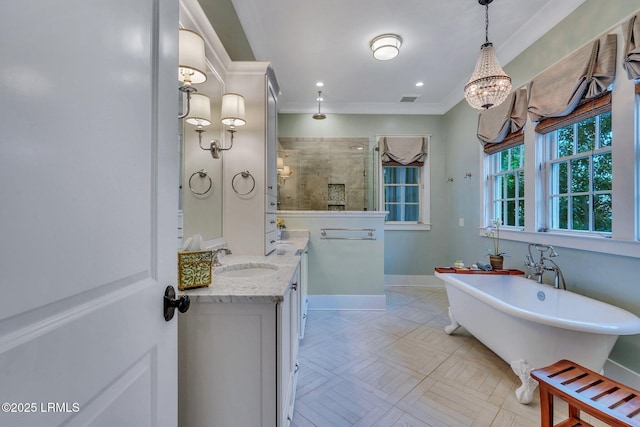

{"left": 178, "top": 231, "right": 309, "bottom": 304}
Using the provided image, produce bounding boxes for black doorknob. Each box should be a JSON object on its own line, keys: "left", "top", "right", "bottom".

{"left": 164, "top": 285, "right": 191, "bottom": 321}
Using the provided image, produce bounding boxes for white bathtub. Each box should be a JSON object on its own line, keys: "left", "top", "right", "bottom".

{"left": 434, "top": 272, "right": 640, "bottom": 403}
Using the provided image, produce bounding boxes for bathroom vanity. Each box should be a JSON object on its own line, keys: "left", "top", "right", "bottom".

{"left": 178, "top": 234, "right": 308, "bottom": 427}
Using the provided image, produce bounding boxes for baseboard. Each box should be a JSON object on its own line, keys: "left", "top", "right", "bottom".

{"left": 384, "top": 274, "right": 444, "bottom": 287}
{"left": 308, "top": 295, "right": 386, "bottom": 310}
{"left": 604, "top": 359, "right": 640, "bottom": 390}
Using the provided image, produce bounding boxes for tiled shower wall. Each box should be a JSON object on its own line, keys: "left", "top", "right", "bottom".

{"left": 277, "top": 137, "right": 369, "bottom": 211}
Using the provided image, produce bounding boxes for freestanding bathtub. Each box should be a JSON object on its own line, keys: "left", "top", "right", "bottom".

{"left": 434, "top": 272, "right": 640, "bottom": 404}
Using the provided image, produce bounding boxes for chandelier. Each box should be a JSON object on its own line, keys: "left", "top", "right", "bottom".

{"left": 464, "top": 0, "right": 511, "bottom": 110}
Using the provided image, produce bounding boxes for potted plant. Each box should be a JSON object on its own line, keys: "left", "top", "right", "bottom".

{"left": 485, "top": 219, "right": 505, "bottom": 270}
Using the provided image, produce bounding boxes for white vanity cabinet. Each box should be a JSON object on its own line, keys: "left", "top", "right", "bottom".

{"left": 178, "top": 262, "right": 301, "bottom": 427}
{"left": 224, "top": 65, "right": 279, "bottom": 255}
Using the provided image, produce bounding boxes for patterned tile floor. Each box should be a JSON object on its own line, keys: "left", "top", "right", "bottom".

{"left": 291, "top": 286, "right": 608, "bottom": 427}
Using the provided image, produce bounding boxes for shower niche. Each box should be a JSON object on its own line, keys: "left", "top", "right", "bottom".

{"left": 327, "top": 184, "right": 346, "bottom": 210}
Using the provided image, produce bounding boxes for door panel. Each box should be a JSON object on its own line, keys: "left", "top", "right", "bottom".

{"left": 0, "top": 1, "right": 179, "bottom": 426}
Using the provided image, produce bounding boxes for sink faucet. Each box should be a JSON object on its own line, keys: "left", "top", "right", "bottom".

{"left": 524, "top": 243, "right": 566, "bottom": 290}
{"left": 212, "top": 247, "right": 232, "bottom": 267}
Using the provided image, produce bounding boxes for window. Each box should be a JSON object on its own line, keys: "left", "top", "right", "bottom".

{"left": 383, "top": 166, "right": 420, "bottom": 222}
{"left": 488, "top": 144, "right": 525, "bottom": 228}
{"left": 545, "top": 111, "right": 612, "bottom": 233}
{"left": 378, "top": 135, "right": 431, "bottom": 229}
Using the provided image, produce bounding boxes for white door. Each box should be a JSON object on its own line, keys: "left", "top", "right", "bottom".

{"left": 0, "top": 1, "right": 180, "bottom": 426}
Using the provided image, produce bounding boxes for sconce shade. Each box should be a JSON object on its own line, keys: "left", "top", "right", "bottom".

{"left": 179, "top": 29, "right": 207, "bottom": 85}
{"left": 185, "top": 93, "right": 211, "bottom": 126}
{"left": 370, "top": 34, "right": 402, "bottom": 61}
{"left": 277, "top": 157, "right": 284, "bottom": 170}
{"left": 281, "top": 165, "right": 291, "bottom": 177}
{"left": 221, "top": 93, "right": 246, "bottom": 127}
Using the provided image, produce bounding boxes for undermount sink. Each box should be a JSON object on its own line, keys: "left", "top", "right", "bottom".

{"left": 215, "top": 263, "right": 278, "bottom": 278}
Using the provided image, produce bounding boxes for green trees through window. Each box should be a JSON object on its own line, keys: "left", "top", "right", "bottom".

{"left": 491, "top": 145, "right": 525, "bottom": 228}
{"left": 549, "top": 111, "right": 612, "bottom": 232}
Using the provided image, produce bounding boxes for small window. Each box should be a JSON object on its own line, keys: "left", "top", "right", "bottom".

{"left": 546, "top": 111, "right": 612, "bottom": 233}
{"left": 383, "top": 166, "right": 421, "bottom": 222}
{"left": 488, "top": 144, "right": 525, "bottom": 227}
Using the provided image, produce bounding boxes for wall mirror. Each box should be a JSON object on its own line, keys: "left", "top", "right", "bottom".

{"left": 277, "top": 137, "right": 377, "bottom": 211}
{"left": 179, "top": 65, "right": 224, "bottom": 243}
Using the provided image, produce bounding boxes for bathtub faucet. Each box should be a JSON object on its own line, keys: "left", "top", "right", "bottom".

{"left": 524, "top": 244, "right": 566, "bottom": 290}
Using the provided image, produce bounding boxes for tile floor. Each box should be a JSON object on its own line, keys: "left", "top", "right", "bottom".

{"left": 291, "top": 285, "right": 609, "bottom": 427}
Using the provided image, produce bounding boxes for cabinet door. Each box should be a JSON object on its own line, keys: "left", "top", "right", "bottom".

{"left": 277, "top": 289, "right": 292, "bottom": 427}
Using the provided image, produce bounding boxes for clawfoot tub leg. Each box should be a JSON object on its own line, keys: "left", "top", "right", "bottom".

{"left": 510, "top": 359, "right": 538, "bottom": 404}
{"left": 444, "top": 307, "right": 460, "bottom": 335}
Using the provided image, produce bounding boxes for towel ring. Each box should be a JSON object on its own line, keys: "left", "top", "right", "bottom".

{"left": 231, "top": 170, "right": 256, "bottom": 196}
{"left": 188, "top": 169, "right": 213, "bottom": 195}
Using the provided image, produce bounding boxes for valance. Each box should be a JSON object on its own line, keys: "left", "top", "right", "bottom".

{"left": 380, "top": 136, "right": 427, "bottom": 166}
{"left": 623, "top": 14, "right": 640, "bottom": 80}
{"left": 477, "top": 88, "right": 527, "bottom": 146}
{"left": 528, "top": 34, "right": 617, "bottom": 122}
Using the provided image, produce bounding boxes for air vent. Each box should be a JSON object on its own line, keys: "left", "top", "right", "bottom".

{"left": 400, "top": 96, "right": 419, "bottom": 103}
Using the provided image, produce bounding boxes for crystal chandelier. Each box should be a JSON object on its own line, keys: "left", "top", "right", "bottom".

{"left": 464, "top": 0, "right": 511, "bottom": 110}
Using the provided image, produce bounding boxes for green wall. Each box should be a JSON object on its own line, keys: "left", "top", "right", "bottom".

{"left": 278, "top": 113, "right": 451, "bottom": 274}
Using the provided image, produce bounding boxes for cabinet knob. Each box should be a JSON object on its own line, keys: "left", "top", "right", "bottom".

{"left": 270, "top": 240, "right": 276, "bottom": 244}
{"left": 291, "top": 282, "right": 298, "bottom": 291}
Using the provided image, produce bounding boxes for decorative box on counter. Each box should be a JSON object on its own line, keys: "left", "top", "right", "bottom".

{"left": 178, "top": 250, "right": 214, "bottom": 290}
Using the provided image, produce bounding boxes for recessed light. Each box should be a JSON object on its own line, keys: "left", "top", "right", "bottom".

{"left": 316, "top": 82, "right": 324, "bottom": 87}
{"left": 416, "top": 81, "right": 424, "bottom": 87}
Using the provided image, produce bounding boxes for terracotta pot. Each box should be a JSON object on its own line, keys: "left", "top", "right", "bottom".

{"left": 489, "top": 255, "right": 504, "bottom": 270}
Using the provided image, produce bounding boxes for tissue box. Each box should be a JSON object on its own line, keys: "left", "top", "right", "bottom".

{"left": 178, "top": 250, "right": 214, "bottom": 290}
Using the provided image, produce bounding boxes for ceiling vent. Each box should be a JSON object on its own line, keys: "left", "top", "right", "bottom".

{"left": 400, "top": 96, "right": 419, "bottom": 103}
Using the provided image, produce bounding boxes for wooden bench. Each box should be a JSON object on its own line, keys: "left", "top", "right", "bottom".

{"left": 531, "top": 359, "right": 640, "bottom": 427}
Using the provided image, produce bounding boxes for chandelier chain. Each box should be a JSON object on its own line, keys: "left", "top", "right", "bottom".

{"left": 485, "top": 2, "right": 489, "bottom": 44}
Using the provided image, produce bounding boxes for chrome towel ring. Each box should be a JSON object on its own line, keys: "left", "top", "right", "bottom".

{"left": 231, "top": 170, "right": 256, "bottom": 196}
{"left": 188, "top": 169, "right": 213, "bottom": 195}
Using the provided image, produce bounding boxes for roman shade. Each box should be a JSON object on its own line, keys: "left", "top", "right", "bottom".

{"left": 535, "top": 91, "right": 611, "bottom": 135}
{"left": 380, "top": 136, "right": 427, "bottom": 166}
{"left": 528, "top": 34, "right": 617, "bottom": 123}
{"left": 477, "top": 88, "right": 527, "bottom": 152}
{"left": 623, "top": 14, "right": 640, "bottom": 80}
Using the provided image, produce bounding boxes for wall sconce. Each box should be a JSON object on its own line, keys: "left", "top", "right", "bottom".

{"left": 278, "top": 165, "right": 293, "bottom": 187}
{"left": 178, "top": 29, "right": 207, "bottom": 119}
{"left": 187, "top": 93, "right": 246, "bottom": 159}
{"left": 370, "top": 34, "right": 402, "bottom": 61}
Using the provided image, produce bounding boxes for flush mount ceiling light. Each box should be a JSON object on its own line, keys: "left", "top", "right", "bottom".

{"left": 312, "top": 90, "right": 326, "bottom": 120}
{"left": 464, "top": 0, "right": 512, "bottom": 110}
{"left": 370, "top": 34, "right": 402, "bottom": 61}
